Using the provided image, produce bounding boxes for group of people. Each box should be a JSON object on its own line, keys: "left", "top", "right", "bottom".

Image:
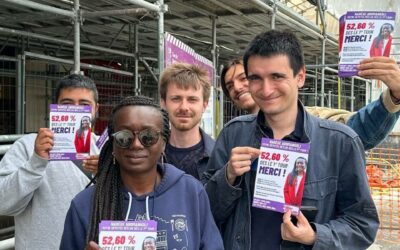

{"left": 1, "top": 29, "right": 400, "bottom": 250}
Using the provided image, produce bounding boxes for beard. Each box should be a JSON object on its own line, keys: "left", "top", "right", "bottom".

{"left": 170, "top": 111, "right": 201, "bottom": 131}
{"left": 172, "top": 122, "right": 198, "bottom": 131}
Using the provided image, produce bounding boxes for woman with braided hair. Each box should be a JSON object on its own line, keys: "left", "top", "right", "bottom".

{"left": 60, "top": 95, "right": 223, "bottom": 250}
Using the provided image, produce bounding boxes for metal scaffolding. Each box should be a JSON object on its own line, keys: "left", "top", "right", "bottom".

{"left": 0, "top": 0, "right": 372, "bottom": 134}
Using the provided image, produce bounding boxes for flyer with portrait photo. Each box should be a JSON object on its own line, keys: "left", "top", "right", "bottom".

{"left": 252, "top": 138, "right": 310, "bottom": 215}
{"left": 49, "top": 104, "right": 92, "bottom": 161}
{"left": 99, "top": 220, "right": 158, "bottom": 249}
{"left": 339, "top": 11, "right": 396, "bottom": 77}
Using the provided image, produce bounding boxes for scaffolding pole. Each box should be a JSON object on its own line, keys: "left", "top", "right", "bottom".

{"left": 124, "top": 0, "right": 162, "bottom": 12}
{"left": 134, "top": 23, "right": 140, "bottom": 95}
{"left": 24, "top": 52, "right": 133, "bottom": 76}
{"left": 16, "top": 55, "right": 25, "bottom": 134}
{"left": 158, "top": 0, "right": 165, "bottom": 77}
{"left": 211, "top": 17, "right": 217, "bottom": 86}
{"left": 140, "top": 58, "right": 159, "bottom": 83}
{"left": 73, "top": 0, "right": 81, "bottom": 74}
{"left": 314, "top": 56, "right": 318, "bottom": 106}
{"left": 306, "top": 64, "right": 338, "bottom": 69}
{"left": 211, "top": 16, "right": 219, "bottom": 137}
{"left": 250, "top": 0, "right": 337, "bottom": 46}
{"left": 317, "top": 0, "right": 326, "bottom": 107}
{"left": 0, "top": 27, "right": 136, "bottom": 58}
{"left": 271, "top": 0, "right": 277, "bottom": 30}
{"left": 3, "top": 0, "right": 75, "bottom": 18}
{"left": 209, "top": 0, "right": 267, "bottom": 28}
{"left": 82, "top": 8, "right": 149, "bottom": 18}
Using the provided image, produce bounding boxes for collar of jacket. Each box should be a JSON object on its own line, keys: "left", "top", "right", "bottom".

{"left": 255, "top": 100, "right": 310, "bottom": 144}
{"left": 199, "top": 128, "right": 215, "bottom": 158}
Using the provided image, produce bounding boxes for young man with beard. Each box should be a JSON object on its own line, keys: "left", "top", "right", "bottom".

{"left": 204, "top": 30, "right": 378, "bottom": 249}
{"left": 160, "top": 63, "right": 214, "bottom": 180}
{"left": 220, "top": 57, "right": 400, "bottom": 150}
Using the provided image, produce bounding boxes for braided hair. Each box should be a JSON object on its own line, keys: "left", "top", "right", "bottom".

{"left": 86, "top": 95, "right": 170, "bottom": 244}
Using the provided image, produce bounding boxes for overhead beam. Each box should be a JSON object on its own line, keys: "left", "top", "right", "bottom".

{"left": 0, "top": 26, "right": 136, "bottom": 58}
{"left": 25, "top": 51, "right": 134, "bottom": 76}
{"left": 3, "top": 0, "right": 74, "bottom": 18}
{"left": 82, "top": 8, "right": 149, "bottom": 18}
{"left": 123, "top": 0, "right": 163, "bottom": 13}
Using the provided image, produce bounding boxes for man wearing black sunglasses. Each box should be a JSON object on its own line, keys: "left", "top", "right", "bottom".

{"left": 160, "top": 63, "right": 214, "bottom": 180}
{"left": 0, "top": 74, "right": 100, "bottom": 249}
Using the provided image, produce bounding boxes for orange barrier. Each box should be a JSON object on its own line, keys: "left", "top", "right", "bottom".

{"left": 366, "top": 146, "right": 400, "bottom": 243}
{"left": 366, "top": 165, "right": 400, "bottom": 188}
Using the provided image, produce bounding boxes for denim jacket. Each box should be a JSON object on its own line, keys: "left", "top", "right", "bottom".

{"left": 203, "top": 102, "right": 379, "bottom": 250}
{"left": 347, "top": 91, "right": 400, "bottom": 150}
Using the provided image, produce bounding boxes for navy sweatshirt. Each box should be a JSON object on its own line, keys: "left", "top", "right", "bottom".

{"left": 60, "top": 163, "right": 223, "bottom": 250}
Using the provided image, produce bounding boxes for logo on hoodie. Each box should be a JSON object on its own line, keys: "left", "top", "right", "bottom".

{"left": 174, "top": 218, "right": 187, "bottom": 231}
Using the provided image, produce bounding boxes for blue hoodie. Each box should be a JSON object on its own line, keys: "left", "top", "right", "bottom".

{"left": 60, "top": 163, "right": 223, "bottom": 250}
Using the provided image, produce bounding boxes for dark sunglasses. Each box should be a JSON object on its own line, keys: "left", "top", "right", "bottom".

{"left": 112, "top": 129, "right": 161, "bottom": 148}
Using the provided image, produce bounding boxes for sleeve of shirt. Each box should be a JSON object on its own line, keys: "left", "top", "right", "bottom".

{"left": 312, "top": 136, "right": 379, "bottom": 249}
{"left": 0, "top": 135, "right": 49, "bottom": 215}
{"left": 60, "top": 200, "right": 87, "bottom": 250}
{"left": 198, "top": 188, "right": 225, "bottom": 250}
{"left": 347, "top": 90, "right": 400, "bottom": 150}
{"left": 202, "top": 127, "right": 243, "bottom": 225}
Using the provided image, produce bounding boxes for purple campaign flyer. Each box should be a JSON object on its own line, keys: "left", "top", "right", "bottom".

{"left": 49, "top": 104, "right": 92, "bottom": 161}
{"left": 339, "top": 11, "right": 396, "bottom": 77}
{"left": 164, "top": 33, "right": 214, "bottom": 83}
{"left": 99, "top": 220, "right": 157, "bottom": 249}
{"left": 252, "top": 138, "right": 310, "bottom": 216}
{"left": 96, "top": 127, "right": 109, "bottom": 151}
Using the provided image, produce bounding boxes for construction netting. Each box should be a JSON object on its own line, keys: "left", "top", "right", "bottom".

{"left": 366, "top": 135, "right": 400, "bottom": 244}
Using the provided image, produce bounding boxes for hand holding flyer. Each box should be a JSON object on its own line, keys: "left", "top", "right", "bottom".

{"left": 339, "top": 11, "right": 396, "bottom": 77}
{"left": 49, "top": 104, "right": 92, "bottom": 161}
{"left": 252, "top": 138, "right": 310, "bottom": 216}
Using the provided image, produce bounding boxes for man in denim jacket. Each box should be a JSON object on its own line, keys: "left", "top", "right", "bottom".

{"left": 220, "top": 58, "right": 400, "bottom": 150}
{"left": 203, "top": 30, "right": 380, "bottom": 249}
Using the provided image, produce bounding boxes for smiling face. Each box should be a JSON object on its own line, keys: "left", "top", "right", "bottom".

{"left": 161, "top": 83, "right": 207, "bottom": 132}
{"left": 142, "top": 237, "right": 156, "bottom": 250}
{"left": 295, "top": 158, "right": 306, "bottom": 175}
{"left": 224, "top": 64, "right": 258, "bottom": 113}
{"left": 112, "top": 105, "right": 165, "bottom": 176}
{"left": 247, "top": 54, "right": 305, "bottom": 117}
{"left": 81, "top": 117, "right": 91, "bottom": 129}
{"left": 57, "top": 87, "right": 99, "bottom": 119}
{"left": 381, "top": 25, "right": 392, "bottom": 38}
